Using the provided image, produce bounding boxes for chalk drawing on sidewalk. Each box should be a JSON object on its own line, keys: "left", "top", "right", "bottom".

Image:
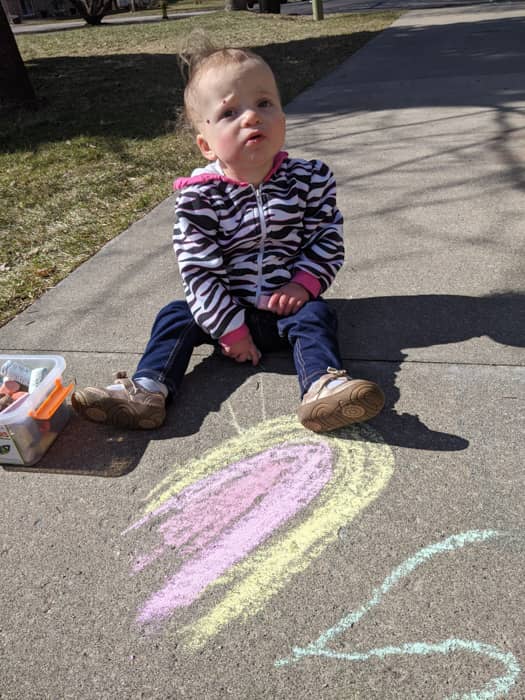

{"left": 123, "top": 414, "right": 394, "bottom": 649}
{"left": 276, "top": 529, "right": 520, "bottom": 700}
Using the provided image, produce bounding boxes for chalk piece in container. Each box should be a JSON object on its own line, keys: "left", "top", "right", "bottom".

{"left": 3, "top": 380, "right": 21, "bottom": 396}
{"left": 0, "top": 392, "right": 30, "bottom": 415}
{"left": 0, "top": 360, "right": 32, "bottom": 386}
{"left": 28, "top": 367, "right": 48, "bottom": 394}
{"left": 0, "top": 395, "right": 13, "bottom": 412}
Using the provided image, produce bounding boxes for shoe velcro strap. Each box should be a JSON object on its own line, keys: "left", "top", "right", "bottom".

{"left": 314, "top": 369, "right": 348, "bottom": 397}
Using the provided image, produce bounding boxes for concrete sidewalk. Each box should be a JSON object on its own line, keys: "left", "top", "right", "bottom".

{"left": 2, "top": 4, "right": 524, "bottom": 698}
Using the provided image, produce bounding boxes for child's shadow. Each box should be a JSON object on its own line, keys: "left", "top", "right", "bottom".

{"left": 9, "top": 291, "right": 521, "bottom": 477}
{"left": 172, "top": 290, "right": 524, "bottom": 452}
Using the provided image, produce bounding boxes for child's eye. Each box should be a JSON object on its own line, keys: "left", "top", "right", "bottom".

{"left": 258, "top": 99, "right": 272, "bottom": 108}
{"left": 220, "top": 108, "right": 236, "bottom": 119}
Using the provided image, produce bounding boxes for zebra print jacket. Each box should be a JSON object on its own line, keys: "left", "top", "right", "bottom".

{"left": 172, "top": 151, "right": 344, "bottom": 344}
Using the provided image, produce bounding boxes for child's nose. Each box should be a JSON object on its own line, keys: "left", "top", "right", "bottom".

{"left": 241, "top": 109, "right": 261, "bottom": 126}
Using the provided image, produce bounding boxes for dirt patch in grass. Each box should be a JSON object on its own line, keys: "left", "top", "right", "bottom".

{"left": 0, "top": 10, "right": 399, "bottom": 327}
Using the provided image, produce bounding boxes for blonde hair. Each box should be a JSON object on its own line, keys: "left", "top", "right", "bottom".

{"left": 178, "top": 33, "right": 276, "bottom": 131}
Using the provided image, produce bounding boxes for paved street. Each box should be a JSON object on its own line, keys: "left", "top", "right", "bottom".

{"left": 11, "top": 0, "right": 505, "bottom": 33}
{"left": 2, "top": 3, "right": 524, "bottom": 698}
{"left": 283, "top": 0, "right": 504, "bottom": 14}
{"left": 10, "top": 8, "right": 214, "bottom": 33}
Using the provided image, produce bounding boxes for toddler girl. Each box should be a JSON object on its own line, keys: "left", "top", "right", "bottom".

{"left": 72, "top": 45, "right": 384, "bottom": 432}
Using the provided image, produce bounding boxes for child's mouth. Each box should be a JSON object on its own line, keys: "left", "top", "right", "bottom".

{"left": 246, "top": 133, "right": 263, "bottom": 145}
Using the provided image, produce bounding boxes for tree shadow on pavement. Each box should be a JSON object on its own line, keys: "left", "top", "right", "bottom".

{"left": 331, "top": 291, "right": 524, "bottom": 451}
{"left": 1, "top": 31, "right": 384, "bottom": 150}
{"left": 285, "top": 13, "right": 525, "bottom": 114}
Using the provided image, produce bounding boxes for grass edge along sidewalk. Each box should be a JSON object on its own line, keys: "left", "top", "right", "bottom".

{"left": 0, "top": 10, "right": 400, "bottom": 328}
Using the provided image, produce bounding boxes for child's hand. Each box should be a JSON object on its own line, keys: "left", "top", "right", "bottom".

{"left": 267, "top": 282, "right": 310, "bottom": 316}
{"left": 220, "top": 334, "right": 261, "bottom": 366}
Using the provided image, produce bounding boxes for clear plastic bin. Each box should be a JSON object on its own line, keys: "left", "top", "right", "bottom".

{"left": 0, "top": 354, "right": 74, "bottom": 466}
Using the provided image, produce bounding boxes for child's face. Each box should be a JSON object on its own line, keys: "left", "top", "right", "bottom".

{"left": 194, "top": 59, "right": 286, "bottom": 186}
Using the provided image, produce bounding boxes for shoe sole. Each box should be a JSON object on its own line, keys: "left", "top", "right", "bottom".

{"left": 71, "top": 390, "right": 165, "bottom": 430}
{"left": 297, "top": 379, "right": 385, "bottom": 433}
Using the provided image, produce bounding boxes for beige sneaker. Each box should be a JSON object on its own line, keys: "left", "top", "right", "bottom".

{"left": 298, "top": 367, "right": 385, "bottom": 433}
{"left": 71, "top": 372, "right": 166, "bottom": 430}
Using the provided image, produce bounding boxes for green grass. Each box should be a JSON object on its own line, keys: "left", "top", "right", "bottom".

{"left": 0, "top": 10, "right": 399, "bottom": 327}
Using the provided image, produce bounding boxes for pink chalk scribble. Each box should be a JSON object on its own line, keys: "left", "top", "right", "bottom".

{"left": 128, "top": 442, "right": 333, "bottom": 624}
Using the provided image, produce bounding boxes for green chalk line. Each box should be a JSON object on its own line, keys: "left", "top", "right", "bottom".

{"left": 275, "top": 529, "right": 520, "bottom": 700}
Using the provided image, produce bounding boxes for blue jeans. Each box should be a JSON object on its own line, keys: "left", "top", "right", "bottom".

{"left": 134, "top": 299, "right": 342, "bottom": 398}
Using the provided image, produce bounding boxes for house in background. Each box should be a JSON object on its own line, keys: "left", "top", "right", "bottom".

{"left": 3, "top": 0, "right": 154, "bottom": 20}
{"left": 2, "top": 0, "right": 79, "bottom": 20}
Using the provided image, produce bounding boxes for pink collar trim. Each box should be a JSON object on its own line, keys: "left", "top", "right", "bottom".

{"left": 173, "top": 151, "right": 288, "bottom": 191}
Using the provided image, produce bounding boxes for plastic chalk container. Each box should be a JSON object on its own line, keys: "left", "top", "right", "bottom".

{"left": 0, "top": 354, "right": 74, "bottom": 466}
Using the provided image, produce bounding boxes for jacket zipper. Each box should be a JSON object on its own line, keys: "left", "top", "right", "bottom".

{"left": 254, "top": 185, "right": 267, "bottom": 306}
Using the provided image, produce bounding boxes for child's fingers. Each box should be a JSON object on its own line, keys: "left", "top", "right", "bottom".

{"left": 267, "top": 292, "right": 280, "bottom": 311}
{"left": 278, "top": 294, "right": 290, "bottom": 314}
{"left": 272, "top": 294, "right": 292, "bottom": 315}
{"left": 236, "top": 350, "right": 259, "bottom": 365}
{"left": 267, "top": 290, "right": 306, "bottom": 316}
{"left": 282, "top": 295, "right": 303, "bottom": 316}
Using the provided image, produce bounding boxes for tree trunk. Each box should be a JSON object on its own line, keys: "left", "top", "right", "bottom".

{"left": 70, "top": 0, "right": 114, "bottom": 24}
{"left": 225, "top": 0, "right": 248, "bottom": 10}
{"left": 0, "top": 2, "right": 36, "bottom": 107}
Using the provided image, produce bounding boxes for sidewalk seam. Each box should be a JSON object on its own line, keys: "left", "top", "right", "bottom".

{"left": 3, "top": 348, "right": 523, "bottom": 368}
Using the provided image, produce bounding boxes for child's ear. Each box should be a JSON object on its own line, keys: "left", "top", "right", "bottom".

{"left": 196, "top": 134, "right": 216, "bottom": 162}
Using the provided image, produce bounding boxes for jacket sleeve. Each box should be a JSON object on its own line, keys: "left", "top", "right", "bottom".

{"left": 293, "top": 160, "right": 345, "bottom": 294}
{"left": 173, "top": 188, "right": 246, "bottom": 339}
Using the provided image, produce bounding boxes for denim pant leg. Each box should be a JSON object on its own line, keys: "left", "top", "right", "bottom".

{"left": 277, "top": 299, "right": 342, "bottom": 397}
{"left": 133, "top": 300, "right": 211, "bottom": 397}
